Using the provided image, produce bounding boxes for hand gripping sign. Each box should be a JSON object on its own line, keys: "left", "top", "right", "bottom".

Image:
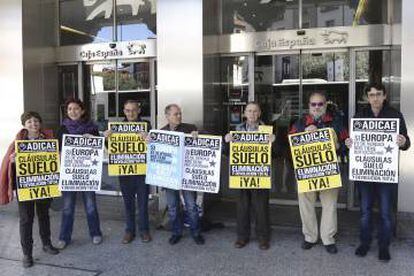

{"left": 59, "top": 134, "right": 105, "bottom": 191}
{"left": 289, "top": 128, "right": 342, "bottom": 193}
{"left": 15, "top": 139, "right": 61, "bottom": 201}
{"left": 108, "top": 122, "right": 148, "bottom": 176}
{"left": 349, "top": 118, "right": 400, "bottom": 183}
{"left": 229, "top": 131, "right": 272, "bottom": 189}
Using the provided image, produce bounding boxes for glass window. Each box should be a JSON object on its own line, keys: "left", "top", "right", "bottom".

{"left": 302, "top": 0, "right": 388, "bottom": 28}
{"left": 222, "top": 0, "right": 299, "bottom": 34}
{"left": 60, "top": 0, "right": 114, "bottom": 45}
{"left": 116, "top": 0, "right": 156, "bottom": 41}
{"left": 117, "top": 62, "right": 150, "bottom": 91}
{"left": 255, "top": 54, "right": 300, "bottom": 200}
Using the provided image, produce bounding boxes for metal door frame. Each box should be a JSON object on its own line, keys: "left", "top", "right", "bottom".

{"left": 252, "top": 48, "right": 353, "bottom": 208}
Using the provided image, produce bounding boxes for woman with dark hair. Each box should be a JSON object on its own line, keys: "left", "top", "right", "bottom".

{"left": 0, "top": 111, "right": 59, "bottom": 268}
{"left": 56, "top": 98, "right": 103, "bottom": 249}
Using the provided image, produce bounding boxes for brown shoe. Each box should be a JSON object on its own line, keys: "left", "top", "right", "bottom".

{"left": 140, "top": 233, "right": 152, "bottom": 243}
{"left": 234, "top": 239, "right": 249, "bottom": 248}
{"left": 122, "top": 233, "right": 135, "bottom": 244}
{"left": 259, "top": 240, "right": 270, "bottom": 250}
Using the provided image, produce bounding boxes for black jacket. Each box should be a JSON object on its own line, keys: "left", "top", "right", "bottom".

{"left": 160, "top": 123, "right": 197, "bottom": 134}
{"left": 355, "top": 104, "right": 410, "bottom": 151}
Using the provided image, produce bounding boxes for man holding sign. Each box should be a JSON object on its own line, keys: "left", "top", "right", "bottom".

{"left": 160, "top": 104, "right": 205, "bottom": 245}
{"left": 289, "top": 91, "right": 348, "bottom": 254}
{"left": 346, "top": 83, "right": 410, "bottom": 261}
{"left": 104, "top": 100, "right": 152, "bottom": 244}
{"left": 226, "top": 102, "right": 274, "bottom": 250}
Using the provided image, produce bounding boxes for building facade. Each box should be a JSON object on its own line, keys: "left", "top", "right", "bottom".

{"left": 1, "top": 0, "right": 414, "bottom": 212}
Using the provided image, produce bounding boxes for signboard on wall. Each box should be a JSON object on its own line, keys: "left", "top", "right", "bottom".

{"left": 57, "top": 40, "right": 157, "bottom": 62}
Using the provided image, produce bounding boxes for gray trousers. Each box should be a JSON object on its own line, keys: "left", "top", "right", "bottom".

{"left": 298, "top": 188, "right": 339, "bottom": 245}
{"left": 236, "top": 189, "right": 270, "bottom": 241}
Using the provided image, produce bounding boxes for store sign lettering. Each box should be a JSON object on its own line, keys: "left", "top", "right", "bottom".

{"left": 256, "top": 36, "right": 316, "bottom": 50}
{"left": 255, "top": 29, "right": 349, "bottom": 51}
{"left": 79, "top": 43, "right": 147, "bottom": 60}
{"left": 320, "top": 30, "right": 348, "bottom": 45}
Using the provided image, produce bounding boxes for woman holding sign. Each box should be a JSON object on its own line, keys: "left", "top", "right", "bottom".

{"left": 345, "top": 83, "right": 410, "bottom": 262}
{"left": 56, "top": 98, "right": 103, "bottom": 249}
{"left": 289, "top": 91, "right": 348, "bottom": 255}
{"left": 0, "top": 112, "right": 59, "bottom": 268}
{"left": 225, "top": 102, "right": 274, "bottom": 250}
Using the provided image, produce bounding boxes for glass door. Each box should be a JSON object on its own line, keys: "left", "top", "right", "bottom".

{"left": 58, "top": 64, "right": 80, "bottom": 123}
{"left": 254, "top": 50, "right": 350, "bottom": 204}
{"left": 83, "top": 59, "right": 155, "bottom": 195}
{"left": 301, "top": 50, "right": 349, "bottom": 205}
{"left": 255, "top": 53, "right": 300, "bottom": 200}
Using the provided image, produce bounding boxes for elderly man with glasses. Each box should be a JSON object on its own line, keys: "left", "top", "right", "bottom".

{"left": 289, "top": 91, "right": 348, "bottom": 254}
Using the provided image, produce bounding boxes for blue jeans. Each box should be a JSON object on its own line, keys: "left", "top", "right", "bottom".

{"left": 119, "top": 175, "right": 149, "bottom": 235}
{"left": 357, "top": 182, "right": 396, "bottom": 248}
{"left": 59, "top": 191, "right": 102, "bottom": 243}
{"left": 166, "top": 189, "right": 200, "bottom": 237}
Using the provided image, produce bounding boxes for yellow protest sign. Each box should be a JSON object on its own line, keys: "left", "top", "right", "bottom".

{"left": 258, "top": 125, "right": 273, "bottom": 134}
{"left": 108, "top": 122, "right": 148, "bottom": 176}
{"left": 229, "top": 131, "right": 272, "bottom": 189}
{"left": 289, "top": 128, "right": 342, "bottom": 193}
{"left": 15, "top": 139, "right": 61, "bottom": 201}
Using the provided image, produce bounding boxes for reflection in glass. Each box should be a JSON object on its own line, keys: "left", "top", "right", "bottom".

{"left": 116, "top": 0, "right": 156, "bottom": 41}
{"left": 302, "top": 0, "right": 387, "bottom": 28}
{"left": 355, "top": 50, "right": 394, "bottom": 113}
{"left": 117, "top": 62, "right": 150, "bottom": 91}
{"left": 222, "top": 0, "right": 299, "bottom": 34}
{"left": 89, "top": 63, "right": 116, "bottom": 93}
{"left": 60, "top": 0, "right": 114, "bottom": 45}
{"left": 255, "top": 54, "right": 300, "bottom": 200}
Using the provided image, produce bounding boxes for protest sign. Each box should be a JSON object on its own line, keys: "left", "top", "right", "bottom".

{"left": 108, "top": 122, "right": 148, "bottom": 176}
{"left": 289, "top": 128, "right": 342, "bottom": 193}
{"left": 229, "top": 131, "right": 272, "bottom": 189}
{"left": 146, "top": 130, "right": 184, "bottom": 190}
{"left": 59, "top": 134, "right": 105, "bottom": 191}
{"left": 182, "top": 135, "right": 222, "bottom": 193}
{"left": 349, "top": 118, "right": 400, "bottom": 183}
{"left": 15, "top": 139, "right": 61, "bottom": 201}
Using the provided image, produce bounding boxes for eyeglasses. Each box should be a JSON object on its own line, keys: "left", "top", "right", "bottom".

{"left": 310, "top": 102, "right": 325, "bottom": 107}
{"left": 367, "top": 92, "right": 384, "bottom": 98}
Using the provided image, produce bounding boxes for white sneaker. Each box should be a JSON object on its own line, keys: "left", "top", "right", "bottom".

{"left": 92, "top": 236, "right": 102, "bottom": 245}
{"left": 55, "top": 240, "right": 67, "bottom": 250}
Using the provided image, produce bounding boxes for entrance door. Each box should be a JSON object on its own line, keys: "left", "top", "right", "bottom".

{"left": 255, "top": 50, "right": 350, "bottom": 205}
{"left": 80, "top": 59, "right": 156, "bottom": 195}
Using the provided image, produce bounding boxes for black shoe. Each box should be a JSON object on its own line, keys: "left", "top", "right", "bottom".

{"left": 42, "top": 244, "right": 59, "bottom": 255}
{"left": 355, "top": 244, "right": 370, "bottom": 257}
{"left": 379, "top": 247, "right": 391, "bottom": 262}
{"left": 193, "top": 235, "right": 205, "bottom": 245}
{"left": 168, "top": 235, "right": 182, "bottom": 245}
{"left": 22, "top": 255, "right": 33, "bottom": 268}
{"left": 301, "top": 241, "right": 317, "bottom": 250}
{"left": 325, "top": 244, "right": 338, "bottom": 254}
